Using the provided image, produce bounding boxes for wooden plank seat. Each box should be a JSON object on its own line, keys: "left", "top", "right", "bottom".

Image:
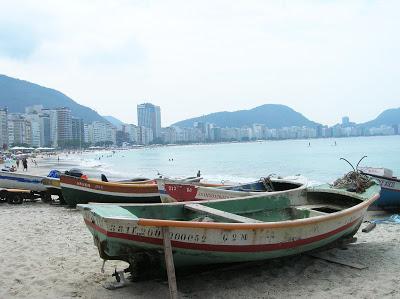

{"left": 295, "top": 204, "right": 345, "bottom": 217}
{"left": 185, "top": 203, "right": 263, "bottom": 223}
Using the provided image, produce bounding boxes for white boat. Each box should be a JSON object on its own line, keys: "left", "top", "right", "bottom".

{"left": 0, "top": 171, "right": 49, "bottom": 192}
{"left": 156, "top": 176, "right": 307, "bottom": 203}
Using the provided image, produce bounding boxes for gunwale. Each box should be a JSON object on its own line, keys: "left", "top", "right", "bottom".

{"left": 80, "top": 185, "right": 380, "bottom": 230}
{"left": 60, "top": 175, "right": 158, "bottom": 194}
{"left": 157, "top": 176, "right": 307, "bottom": 202}
{"left": 361, "top": 172, "right": 400, "bottom": 183}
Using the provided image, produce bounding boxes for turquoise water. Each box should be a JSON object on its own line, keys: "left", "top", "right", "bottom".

{"left": 78, "top": 136, "right": 400, "bottom": 183}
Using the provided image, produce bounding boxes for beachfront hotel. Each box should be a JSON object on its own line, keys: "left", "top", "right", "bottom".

{"left": 137, "top": 102, "right": 161, "bottom": 141}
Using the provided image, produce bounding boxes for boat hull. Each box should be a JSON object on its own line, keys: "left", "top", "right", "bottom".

{"left": 79, "top": 184, "right": 379, "bottom": 268}
{"left": 60, "top": 175, "right": 160, "bottom": 207}
{"left": 81, "top": 208, "right": 365, "bottom": 267}
{"left": 363, "top": 174, "right": 400, "bottom": 209}
{"left": 157, "top": 177, "right": 306, "bottom": 203}
{"left": 0, "top": 171, "right": 48, "bottom": 192}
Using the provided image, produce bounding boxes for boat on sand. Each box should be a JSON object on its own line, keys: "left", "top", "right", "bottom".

{"left": 156, "top": 176, "right": 306, "bottom": 203}
{"left": 359, "top": 167, "right": 400, "bottom": 209}
{"left": 60, "top": 175, "right": 161, "bottom": 207}
{"left": 78, "top": 181, "right": 380, "bottom": 275}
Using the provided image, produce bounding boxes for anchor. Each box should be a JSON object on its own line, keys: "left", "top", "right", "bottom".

{"left": 103, "top": 267, "right": 129, "bottom": 290}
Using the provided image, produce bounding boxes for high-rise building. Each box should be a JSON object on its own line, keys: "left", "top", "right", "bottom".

{"left": 0, "top": 108, "right": 8, "bottom": 149}
{"left": 137, "top": 103, "right": 161, "bottom": 141}
{"left": 39, "top": 114, "right": 51, "bottom": 147}
{"left": 42, "top": 108, "right": 58, "bottom": 147}
{"left": 25, "top": 113, "right": 41, "bottom": 147}
{"left": 342, "top": 116, "right": 350, "bottom": 126}
{"left": 72, "top": 117, "right": 85, "bottom": 147}
{"left": 56, "top": 107, "right": 72, "bottom": 147}
{"left": 8, "top": 114, "right": 31, "bottom": 146}
{"left": 137, "top": 126, "right": 153, "bottom": 145}
{"left": 122, "top": 124, "right": 139, "bottom": 144}
{"left": 87, "top": 121, "right": 116, "bottom": 145}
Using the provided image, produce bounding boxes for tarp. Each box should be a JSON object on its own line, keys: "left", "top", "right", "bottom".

{"left": 373, "top": 214, "right": 400, "bottom": 224}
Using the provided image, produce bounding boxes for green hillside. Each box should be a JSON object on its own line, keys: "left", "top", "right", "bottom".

{"left": 173, "top": 104, "right": 320, "bottom": 128}
{"left": 0, "top": 74, "right": 106, "bottom": 123}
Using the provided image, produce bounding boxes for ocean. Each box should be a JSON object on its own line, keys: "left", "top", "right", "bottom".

{"left": 73, "top": 135, "right": 400, "bottom": 183}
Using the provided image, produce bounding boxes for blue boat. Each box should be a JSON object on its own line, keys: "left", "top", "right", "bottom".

{"left": 359, "top": 167, "right": 400, "bottom": 209}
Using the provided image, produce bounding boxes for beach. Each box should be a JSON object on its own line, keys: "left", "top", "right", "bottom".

{"left": 0, "top": 201, "right": 399, "bottom": 298}
{"left": 1, "top": 147, "right": 400, "bottom": 298}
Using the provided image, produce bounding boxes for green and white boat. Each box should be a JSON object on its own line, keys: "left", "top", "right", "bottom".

{"left": 78, "top": 182, "right": 380, "bottom": 272}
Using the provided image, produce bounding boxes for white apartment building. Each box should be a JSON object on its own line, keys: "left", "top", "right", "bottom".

{"left": 0, "top": 108, "right": 8, "bottom": 148}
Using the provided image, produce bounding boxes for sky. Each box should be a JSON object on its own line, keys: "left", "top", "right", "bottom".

{"left": 0, "top": 0, "right": 399, "bottom": 127}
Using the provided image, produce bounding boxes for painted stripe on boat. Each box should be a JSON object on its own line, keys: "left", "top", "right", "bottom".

{"left": 85, "top": 217, "right": 361, "bottom": 252}
{"left": 60, "top": 184, "right": 159, "bottom": 197}
{"left": 0, "top": 175, "right": 42, "bottom": 184}
{"left": 60, "top": 176, "right": 158, "bottom": 193}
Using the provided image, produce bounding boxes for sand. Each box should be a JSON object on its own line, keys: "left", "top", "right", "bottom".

{"left": 0, "top": 155, "right": 400, "bottom": 298}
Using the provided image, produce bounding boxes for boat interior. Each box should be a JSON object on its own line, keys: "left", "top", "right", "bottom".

{"left": 99, "top": 189, "right": 365, "bottom": 224}
{"left": 220, "top": 179, "right": 303, "bottom": 192}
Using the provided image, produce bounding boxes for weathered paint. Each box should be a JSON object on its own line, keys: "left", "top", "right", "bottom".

{"left": 60, "top": 175, "right": 160, "bottom": 207}
{"left": 78, "top": 183, "right": 380, "bottom": 267}
{"left": 156, "top": 177, "right": 306, "bottom": 203}
{"left": 0, "top": 171, "right": 48, "bottom": 192}
{"left": 358, "top": 173, "right": 400, "bottom": 209}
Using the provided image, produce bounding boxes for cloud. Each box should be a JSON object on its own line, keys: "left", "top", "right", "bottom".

{"left": 0, "top": 23, "right": 38, "bottom": 59}
{"left": 0, "top": 0, "right": 399, "bottom": 126}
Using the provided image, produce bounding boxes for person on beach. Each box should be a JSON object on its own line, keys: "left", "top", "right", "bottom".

{"left": 16, "top": 159, "right": 20, "bottom": 168}
{"left": 22, "top": 158, "right": 28, "bottom": 171}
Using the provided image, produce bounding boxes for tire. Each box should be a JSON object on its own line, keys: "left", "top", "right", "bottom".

{"left": 14, "top": 194, "right": 23, "bottom": 204}
{"left": 58, "top": 195, "right": 67, "bottom": 205}
{"left": 41, "top": 192, "right": 52, "bottom": 203}
{"left": 7, "top": 194, "right": 23, "bottom": 204}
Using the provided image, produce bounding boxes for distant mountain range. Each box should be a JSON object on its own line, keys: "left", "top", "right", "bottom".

{"left": 360, "top": 108, "right": 400, "bottom": 128}
{"left": 173, "top": 104, "right": 320, "bottom": 128}
{"left": 173, "top": 104, "right": 400, "bottom": 129}
{"left": 0, "top": 75, "right": 106, "bottom": 123}
{"left": 103, "top": 115, "right": 126, "bottom": 128}
{"left": 1, "top": 74, "right": 399, "bottom": 129}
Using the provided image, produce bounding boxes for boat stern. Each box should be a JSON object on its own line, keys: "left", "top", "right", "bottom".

{"left": 77, "top": 204, "right": 140, "bottom": 261}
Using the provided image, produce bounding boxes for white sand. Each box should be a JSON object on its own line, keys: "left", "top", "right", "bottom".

{"left": 0, "top": 156, "right": 399, "bottom": 298}
{"left": 0, "top": 202, "right": 399, "bottom": 299}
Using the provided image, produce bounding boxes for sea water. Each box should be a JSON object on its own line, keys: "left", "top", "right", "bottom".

{"left": 76, "top": 135, "right": 400, "bottom": 183}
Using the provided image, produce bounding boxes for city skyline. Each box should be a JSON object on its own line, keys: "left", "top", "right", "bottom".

{"left": 1, "top": 102, "right": 398, "bottom": 150}
{"left": 0, "top": 1, "right": 400, "bottom": 126}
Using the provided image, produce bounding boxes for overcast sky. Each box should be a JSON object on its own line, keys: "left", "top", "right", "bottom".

{"left": 0, "top": 0, "right": 399, "bottom": 126}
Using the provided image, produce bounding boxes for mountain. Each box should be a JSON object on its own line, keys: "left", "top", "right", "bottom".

{"left": 103, "top": 115, "right": 126, "bottom": 128}
{"left": 360, "top": 108, "right": 400, "bottom": 128}
{"left": 173, "top": 104, "right": 320, "bottom": 128}
{"left": 0, "top": 74, "right": 106, "bottom": 123}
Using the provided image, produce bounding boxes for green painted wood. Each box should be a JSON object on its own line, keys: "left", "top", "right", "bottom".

{"left": 184, "top": 203, "right": 263, "bottom": 223}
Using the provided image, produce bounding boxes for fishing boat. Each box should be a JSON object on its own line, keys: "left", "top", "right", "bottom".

{"left": 78, "top": 181, "right": 380, "bottom": 274}
{"left": 0, "top": 171, "right": 49, "bottom": 192}
{"left": 359, "top": 167, "right": 400, "bottom": 209}
{"left": 156, "top": 176, "right": 306, "bottom": 203}
{"left": 60, "top": 175, "right": 161, "bottom": 207}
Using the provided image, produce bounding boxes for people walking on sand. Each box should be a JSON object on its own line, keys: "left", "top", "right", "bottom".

{"left": 16, "top": 159, "right": 20, "bottom": 169}
{"left": 22, "top": 158, "right": 28, "bottom": 171}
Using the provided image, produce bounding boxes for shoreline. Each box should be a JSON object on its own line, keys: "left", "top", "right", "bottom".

{"left": 0, "top": 141, "right": 399, "bottom": 298}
